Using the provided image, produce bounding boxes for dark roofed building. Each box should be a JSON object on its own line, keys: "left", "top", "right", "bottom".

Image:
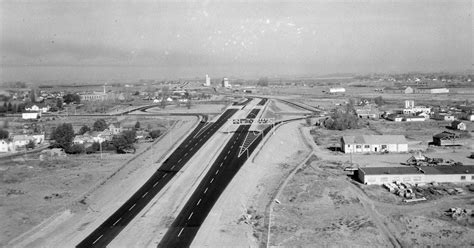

{"left": 432, "top": 131, "right": 462, "bottom": 146}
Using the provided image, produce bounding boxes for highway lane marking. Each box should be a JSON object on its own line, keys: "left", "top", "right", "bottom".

{"left": 112, "top": 218, "right": 122, "bottom": 226}
{"left": 188, "top": 212, "right": 194, "bottom": 220}
{"left": 184, "top": 152, "right": 188, "bottom": 156}
{"left": 215, "top": 169, "right": 219, "bottom": 175}
{"left": 230, "top": 145, "right": 233, "bottom": 149}
{"left": 219, "top": 163, "right": 223, "bottom": 167}
{"left": 129, "top": 203, "right": 136, "bottom": 211}
{"left": 162, "top": 174, "right": 167, "bottom": 178}
{"left": 227, "top": 150, "right": 231, "bottom": 154}
{"left": 171, "top": 165, "right": 175, "bottom": 169}
{"left": 190, "top": 147, "right": 193, "bottom": 151}
{"left": 141, "top": 192, "right": 148, "bottom": 198}
{"left": 197, "top": 199, "right": 202, "bottom": 206}
{"left": 153, "top": 181, "right": 159, "bottom": 187}
{"left": 92, "top": 234, "right": 104, "bottom": 245}
{"left": 178, "top": 159, "right": 182, "bottom": 163}
{"left": 224, "top": 156, "right": 227, "bottom": 160}
{"left": 178, "top": 228, "right": 184, "bottom": 237}
{"left": 210, "top": 178, "right": 214, "bottom": 183}
{"left": 204, "top": 187, "right": 208, "bottom": 194}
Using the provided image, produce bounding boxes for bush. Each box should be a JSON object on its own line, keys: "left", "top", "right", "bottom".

{"left": 67, "top": 144, "right": 85, "bottom": 154}
{"left": 78, "top": 125, "right": 91, "bottom": 135}
{"left": 0, "top": 129, "right": 9, "bottom": 139}
{"left": 26, "top": 140, "right": 36, "bottom": 149}
{"left": 93, "top": 119, "right": 108, "bottom": 131}
{"left": 149, "top": 130, "right": 162, "bottom": 139}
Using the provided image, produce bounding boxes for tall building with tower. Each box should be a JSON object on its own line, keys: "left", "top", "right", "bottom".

{"left": 205, "top": 74, "right": 211, "bottom": 86}
{"left": 222, "top": 77, "right": 231, "bottom": 88}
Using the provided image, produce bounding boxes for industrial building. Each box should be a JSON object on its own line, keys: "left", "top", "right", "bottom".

{"left": 341, "top": 135, "right": 408, "bottom": 153}
{"left": 357, "top": 166, "right": 474, "bottom": 185}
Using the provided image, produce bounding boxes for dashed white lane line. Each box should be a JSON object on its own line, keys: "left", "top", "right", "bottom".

{"left": 112, "top": 218, "right": 121, "bottom": 226}
{"left": 184, "top": 152, "right": 188, "bottom": 156}
{"left": 141, "top": 192, "right": 148, "bottom": 198}
{"left": 227, "top": 150, "right": 231, "bottom": 154}
{"left": 92, "top": 234, "right": 104, "bottom": 244}
{"left": 224, "top": 156, "right": 227, "bottom": 160}
{"left": 204, "top": 187, "right": 208, "bottom": 194}
{"left": 210, "top": 178, "right": 214, "bottom": 183}
{"left": 215, "top": 169, "right": 219, "bottom": 175}
{"left": 129, "top": 203, "right": 136, "bottom": 211}
{"left": 162, "top": 174, "right": 167, "bottom": 178}
{"left": 153, "top": 181, "right": 159, "bottom": 187}
{"left": 178, "top": 228, "right": 184, "bottom": 237}
{"left": 196, "top": 198, "right": 202, "bottom": 206}
{"left": 170, "top": 165, "right": 175, "bottom": 169}
{"left": 219, "top": 163, "right": 223, "bottom": 167}
{"left": 178, "top": 159, "right": 182, "bottom": 163}
{"left": 188, "top": 212, "right": 194, "bottom": 220}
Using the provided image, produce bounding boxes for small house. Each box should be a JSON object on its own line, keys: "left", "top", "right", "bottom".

{"left": 0, "top": 140, "right": 15, "bottom": 153}
{"left": 22, "top": 111, "right": 41, "bottom": 120}
{"left": 451, "top": 121, "right": 466, "bottom": 131}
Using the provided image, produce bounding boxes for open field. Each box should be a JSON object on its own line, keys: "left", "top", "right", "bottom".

{"left": 2, "top": 116, "right": 198, "bottom": 247}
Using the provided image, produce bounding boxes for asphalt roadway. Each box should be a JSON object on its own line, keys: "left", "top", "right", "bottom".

{"left": 158, "top": 100, "right": 272, "bottom": 247}
{"left": 76, "top": 108, "right": 238, "bottom": 248}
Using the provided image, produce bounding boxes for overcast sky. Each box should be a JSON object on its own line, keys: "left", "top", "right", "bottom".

{"left": 0, "top": 0, "right": 472, "bottom": 80}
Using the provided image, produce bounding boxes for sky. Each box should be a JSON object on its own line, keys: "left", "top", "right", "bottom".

{"left": 0, "top": 0, "right": 472, "bottom": 81}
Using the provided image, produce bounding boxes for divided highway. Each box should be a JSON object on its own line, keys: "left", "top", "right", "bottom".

{"left": 158, "top": 98, "right": 271, "bottom": 247}
{"left": 76, "top": 108, "right": 238, "bottom": 248}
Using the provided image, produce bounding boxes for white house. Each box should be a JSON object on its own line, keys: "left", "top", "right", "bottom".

{"left": 465, "top": 114, "right": 474, "bottom": 121}
{"left": 22, "top": 111, "right": 41, "bottom": 120}
{"left": 0, "top": 140, "right": 15, "bottom": 153}
{"left": 341, "top": 135, "right": 408, "bottom": 154}
{"left": 451, "top": 121, "right": 467, "bottom": 131}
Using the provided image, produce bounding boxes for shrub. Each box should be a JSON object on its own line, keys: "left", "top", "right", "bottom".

{"left": 67, "top": 144, "right": 85, "bottom": 154}
{"left": 149, "top": 130, "right": 162, "bottom": 139}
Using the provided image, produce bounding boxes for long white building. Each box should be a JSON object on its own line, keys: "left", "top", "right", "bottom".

{"left": 341, "top": 135, "right": 408, "bottom": 154}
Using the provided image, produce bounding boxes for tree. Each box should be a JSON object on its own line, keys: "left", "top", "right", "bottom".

{"left": 122, "top": 130, "right": 137, "bottom": 144}
{"left": 149, "top": 130, "right": 161, "bottom": 139}
{"left": 374, "top": 96, "right": 385, "bottom": 106}
{"left": 78, "top": 125, "right": 91, "bottom": 135}
{"left": 93, "top": 119, "right": 108, "bottom": 131}
{"left": 63, "top": 93, "right": 81, "bottom": 104}
{"left": 324, "top": 103, "right": 359, "bottom": 131}
{"left": 11, "top": 104, "right": 17, "bottom": 114}
{"left": 67, "top": 144, "right": 85, "bottom": 154}
{"left": 186, "top": 100, "right": 192, "bottom": 109}
{"left": 56, "top": 98, "right": 63, "bottom": 110}
{"left": 257, "top": 77, "right": 269, "bottom": 87}
{"left": 134, "top": 121, "right": 140, "bottom": 130}
{"left": 51, "top": 123, "right": 75, "bottom": 150}
{"left": 7, "top": 102, "right": 13, "bottom": 112}
{"left": 26, "top": 140, "right": 36, "bottom": 149}
{"left": 0, "top": 129, "right": 9, "bottom": 139}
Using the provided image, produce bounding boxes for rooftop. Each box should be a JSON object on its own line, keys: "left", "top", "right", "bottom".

{"left": 342, "top": 135, "right": 407, "bottom": 145}
{"left": 360, "top": 166, "right": 474, "bottom": 175}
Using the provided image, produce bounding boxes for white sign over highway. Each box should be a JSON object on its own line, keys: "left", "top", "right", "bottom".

{"left": 231, "top": 118, "right": 275, "bottom": 125}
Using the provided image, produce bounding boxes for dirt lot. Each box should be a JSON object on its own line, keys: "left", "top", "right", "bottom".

{"left": 270, "top": 129, "right": 474, "bottom": 247}
{"left": 0, "top": 150, "right": 133, "bottom": 246}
